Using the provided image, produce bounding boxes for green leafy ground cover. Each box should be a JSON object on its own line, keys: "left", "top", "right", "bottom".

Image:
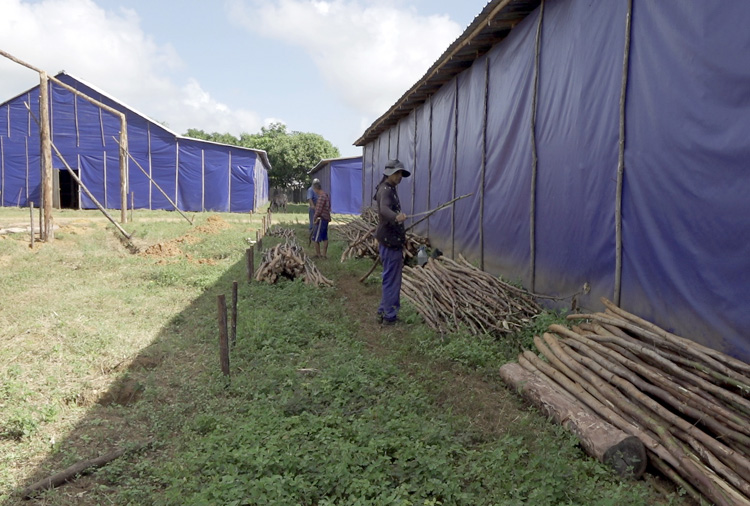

{"left": 0, "top": 208, "right": 691, "bottom": 505}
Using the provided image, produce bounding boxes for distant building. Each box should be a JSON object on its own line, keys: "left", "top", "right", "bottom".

{"left": 308, "top": 156, "right": 362, "bottom": 214}
{"left": 0, "top": 72, "right": 269, "bottom": 213}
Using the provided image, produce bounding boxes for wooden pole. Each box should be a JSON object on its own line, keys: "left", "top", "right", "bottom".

{"left": 29, "top": 202, "right": 34, "bottom": 248}
{"left": 217, "top": 295, "right": 230, "bottom": 377}
{"left": 246, "top": 248, "right": 254, "bottom": 282}
{"left": 39, "top": 72, "right": 54, "bottom": 242}
{"left": 529, "top": 0, "right": 544, "bottom": 292}
{"left": 614, "top": 0, "right": 633, "bottom": 305}
{"left": 120, "top": 117, "right": 128, "bottom": 224}
{"left": 231, "top": 281, "right": 238, "bottom": 347}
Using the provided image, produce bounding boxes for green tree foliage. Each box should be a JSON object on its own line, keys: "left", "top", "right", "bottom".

{"left": 184, "top": 123, "right": 340, "bottom": 190}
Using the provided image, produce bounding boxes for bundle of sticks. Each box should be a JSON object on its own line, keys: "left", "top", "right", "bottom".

{"left": 503, "top": 297, "right": 750, "bottom": 506}
{"left": 337, "top": 217, "right": 429, "bottom": 262}
{"left": 401, "top": 254, "right": 541, "bottom": 335}
{"left": 254, "top": 239, "right": 333, "bottom": 286}
{"left": 266, "top": 225, "right": 297, "bottom": 241}
{"left": 337, "top": 218, "right": 379, "bottom": 261}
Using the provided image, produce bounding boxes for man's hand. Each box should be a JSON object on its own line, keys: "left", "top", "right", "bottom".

{"left": 396, "top": 212, "right": 406, "bottom": 223}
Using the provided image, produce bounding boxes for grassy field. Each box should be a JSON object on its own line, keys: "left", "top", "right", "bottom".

{"left": 0, "top": 206, "right": 691, "bottom": 505}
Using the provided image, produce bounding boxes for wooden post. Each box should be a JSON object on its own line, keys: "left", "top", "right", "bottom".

{"left": 29, "top": 202, "right": 34, "bottom": 248}
{"left": 39, "top": 72, "right": 54, "bottom": 242}
{"left": 231, "top": 281, "right": 238, "bottom": 347}
{"left": 246, "top": 248, "right": 254, "bottom": 282}
{"left": 217, "top": 295, "right": 230, "bottom": 377}
{"left": 120, "top": 118, "right": 128, "bottom": 224}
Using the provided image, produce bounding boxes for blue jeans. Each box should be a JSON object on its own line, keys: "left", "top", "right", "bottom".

{"left": 378, "top": 244, "right": 404, "bottom": 322}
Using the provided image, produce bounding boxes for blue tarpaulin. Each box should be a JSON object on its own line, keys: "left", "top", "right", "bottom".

{"left": 0, "top": 72, "right": 270, "bottom": 213}
{"left": 359, "top": 0, "right": 750, "bottom": 361}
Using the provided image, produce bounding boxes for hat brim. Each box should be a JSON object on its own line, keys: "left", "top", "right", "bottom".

{"left": 384, "top": 168, "right": 411, "bottom": 177}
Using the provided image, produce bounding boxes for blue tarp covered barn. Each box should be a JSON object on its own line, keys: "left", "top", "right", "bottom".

{"left": 0, "top": 72, "right": 269, "bottom": 213}
{"left": 308, "top": 156, "right": 362, "bottom": 215}
{"left": 356, "top": 0, "right": 750, "bottom": 361}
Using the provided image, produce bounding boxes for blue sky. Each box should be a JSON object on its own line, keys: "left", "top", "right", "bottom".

{"left": 0, "top": 0, "right": 489, "bottom": 157}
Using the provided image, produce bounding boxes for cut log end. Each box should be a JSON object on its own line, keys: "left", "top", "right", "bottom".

{"left": 603, "top": 435, "right": 648, "bottom": 478}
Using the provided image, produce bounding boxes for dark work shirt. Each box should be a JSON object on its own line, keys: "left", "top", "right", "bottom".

{"left": 374, "top": 182, "right": 405, "bottom": 249}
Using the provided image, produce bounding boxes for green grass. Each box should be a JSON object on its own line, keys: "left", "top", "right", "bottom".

{"left": 0, "top": 208, "right": 686, "bottom": 506}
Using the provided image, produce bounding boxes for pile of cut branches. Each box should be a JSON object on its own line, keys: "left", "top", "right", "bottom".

{"left": 401, "top": 254, "right": 541, "bottom": 335}
{"left": 337, "top": 209, "right": 429, "bottom": 262}
{"left": 266, "top": 225, "right": 297, "bottom": 241}
{"left": 509, "top": 297, "right": 750, "bottom": 506}
{"left": 255, "top": 239, "right": 333, "bottom": 286}
{"left": 337, "top": 218, "right": 379, "bottom": 261}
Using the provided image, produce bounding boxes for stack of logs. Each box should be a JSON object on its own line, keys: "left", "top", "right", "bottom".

{"left": 501, "top": 297, "right": 750, "bottom": 506}
{"left": 401, "top": 255, "right": 542, "bottom": 335}
{"left": 254, "top": 238, "right": 333, "bottom": 287}
{"left": 337, "top": 208, "right": 429, "bottom": 262}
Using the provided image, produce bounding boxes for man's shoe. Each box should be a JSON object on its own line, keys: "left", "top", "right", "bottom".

{"left": 382, "top": 318, "right": 398, "bottom": 326}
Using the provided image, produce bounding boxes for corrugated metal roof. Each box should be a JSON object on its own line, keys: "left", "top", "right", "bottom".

{"left": 354, "top": 0, "right": 540, "bottom": 147}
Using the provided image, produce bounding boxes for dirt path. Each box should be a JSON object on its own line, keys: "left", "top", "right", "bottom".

{"left": 332, "top": 269, "right": 526, "bottom": 438}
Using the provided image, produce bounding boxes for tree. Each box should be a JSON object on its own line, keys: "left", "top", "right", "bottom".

{"left": 184, "top": 123, "right": 340, "bottom": 190}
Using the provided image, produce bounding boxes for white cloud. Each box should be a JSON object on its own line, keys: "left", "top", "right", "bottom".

{"left": 227, "top": 0, "right": 463, "bottom": 118}
{"left": 0, "top": 0, "right": 261, "bottom": 136}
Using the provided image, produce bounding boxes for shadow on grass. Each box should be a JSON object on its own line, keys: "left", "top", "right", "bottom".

{"left": 6, "top": 221, "right": 332, "bottom": 505}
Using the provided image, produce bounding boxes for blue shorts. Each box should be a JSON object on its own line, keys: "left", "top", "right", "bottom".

{"left": 313, "top": 220, "right": 329, "bottom": 242}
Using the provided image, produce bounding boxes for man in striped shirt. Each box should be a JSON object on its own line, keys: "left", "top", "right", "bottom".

{"left": 312, "top": 181, "right": 331, "bottom": 259}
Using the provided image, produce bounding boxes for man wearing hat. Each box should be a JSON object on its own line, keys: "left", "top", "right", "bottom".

{"left": 374, "top": 159, "right": 411, "bottom": 325}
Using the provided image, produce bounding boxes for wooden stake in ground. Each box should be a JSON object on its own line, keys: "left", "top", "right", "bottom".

{"left": 231, "top": 281, "right": 238, "bottom": 347}
{"left": 217, "top": 294, "right": 230, "bottom": 377}
{"left": 246, "top": 248, "right": 254, "bottom": 282}
{"left": 29, "top": 202, "right": 34, "bottom": 248}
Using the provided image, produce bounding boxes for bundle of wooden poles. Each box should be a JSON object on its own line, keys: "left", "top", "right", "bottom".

{"left": 337, "top": 208, "right": 429, "bottom": 262}
{"left": 501, "top": 297, "right": 750, "bottom": 506}
{"left": 254, "top": 238, "right": 333, "bottom": 286}
{"left": 400, "top": 254, "right": 542, "bottom": 336}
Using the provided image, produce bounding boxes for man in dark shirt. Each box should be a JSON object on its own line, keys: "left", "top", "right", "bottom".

{"left": 312, "top": 181, "right": 331, "bottom": 259}
{"left": 374, "top": 159, "right": 411, "bottom": 324}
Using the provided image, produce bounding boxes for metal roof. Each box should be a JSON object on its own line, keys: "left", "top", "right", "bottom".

{"left": 354, "top": 0, "right": 540, "bottom": 147}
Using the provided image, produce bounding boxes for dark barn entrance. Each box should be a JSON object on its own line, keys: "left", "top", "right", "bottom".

{"left": 58, "top": 169, "right": 80, "bottom": 209}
